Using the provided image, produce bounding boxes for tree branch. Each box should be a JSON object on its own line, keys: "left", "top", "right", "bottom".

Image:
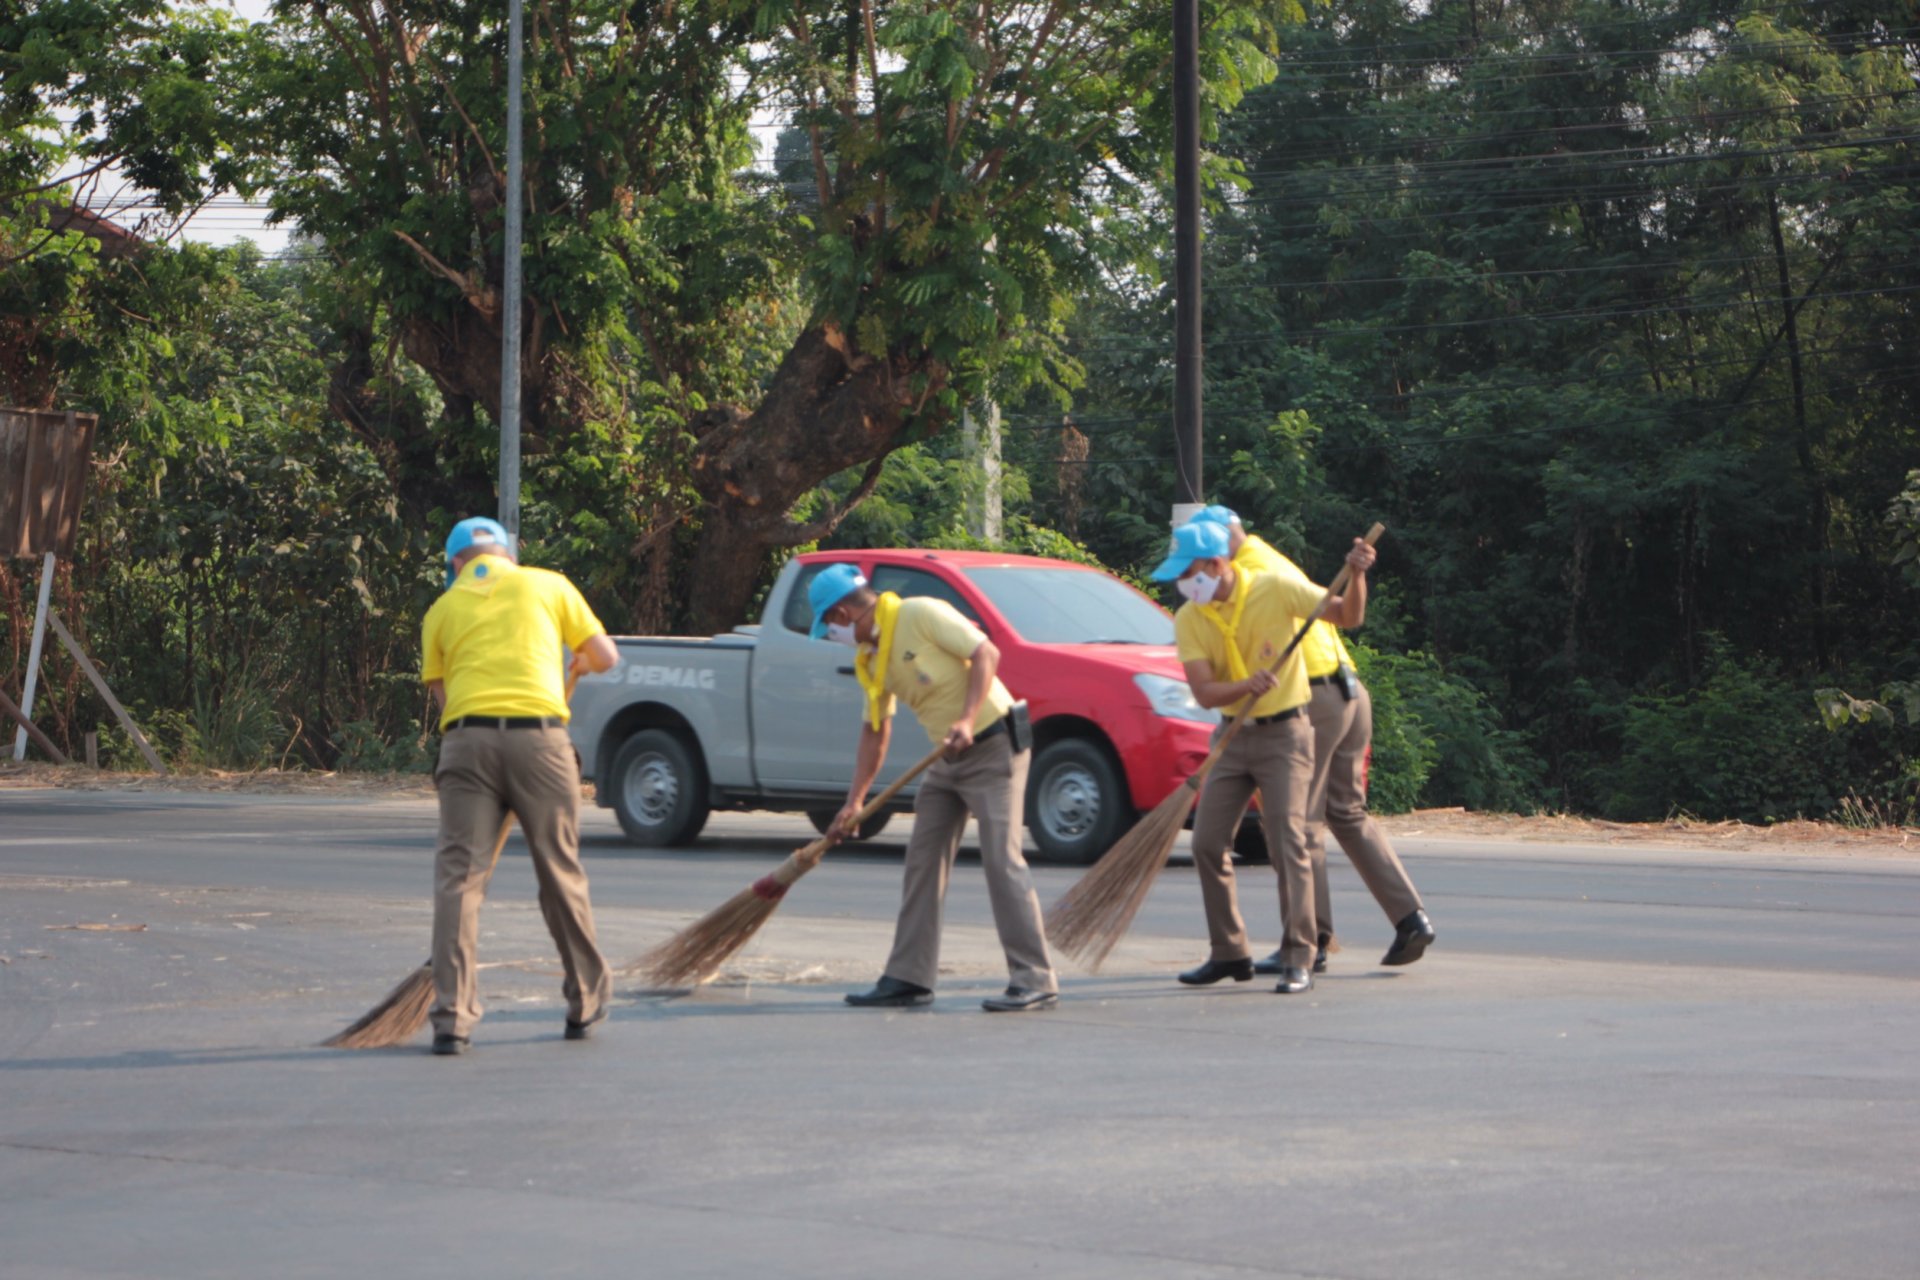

{"left": 786, "top": 453, "right": 891, "bottom": 543}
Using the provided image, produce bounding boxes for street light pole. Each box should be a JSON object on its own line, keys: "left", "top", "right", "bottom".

{"left": 498, "top": 0, "right": 525, "bottom": 542}
{"left": 1171, "top": 0, "right": 1204, "bottom": 528}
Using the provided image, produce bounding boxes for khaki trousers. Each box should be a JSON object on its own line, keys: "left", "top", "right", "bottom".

{"left": 431, "top": 725, "right": 611, "bottom": 1038}
{"left": 1304, "top": 680, "right": 1423, "bottom": 929}
{"left": 1190, "top": 714, "right": 1316, "bottom": 968}
{"left": 882, "top": 733, "right": 1058, "bottom": 993}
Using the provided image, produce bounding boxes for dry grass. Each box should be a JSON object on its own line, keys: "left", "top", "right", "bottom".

{"left": 1046, "top": 778, "right": 1199, "bottom": 970}
{"left": 625, "top": 873, "right": 792, "bottom": 989}
{"left": 320, "top": 963, "right": 433, "bottom": 1048}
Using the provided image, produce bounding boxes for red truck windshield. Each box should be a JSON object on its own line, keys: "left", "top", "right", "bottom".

{"left": 964, "top": 566, "right": 1174, "bottom": 646}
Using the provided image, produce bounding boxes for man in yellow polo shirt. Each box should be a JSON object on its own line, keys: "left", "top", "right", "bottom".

{"left": 1188, "top": 507, "right": 1433, "bottom": 977}
{"left": 1155, "top": 519, "right": 1373, "bottom": 994}
{"left": 810, "top": 563, "right": 1058, "bottom": 1012}
{"left": 420, "top": 517, "right": 621, "bottom": 1055}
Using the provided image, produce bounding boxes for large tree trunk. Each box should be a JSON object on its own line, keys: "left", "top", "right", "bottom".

{"left": 682, "top": 322, "right": 944, "bottom": 633}
{"left": 399, "top": 300, "right": 551, "bottom": 444}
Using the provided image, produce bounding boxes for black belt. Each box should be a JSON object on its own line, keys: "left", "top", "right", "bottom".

{"left": 1308, "top": 666, "right": 1357, "bottom": 687}
{"left": 1248, "top": 705, "right": 1304, "bottom": 726}
{"left": 444, "top": 715, "right": 565, "bottom": 731}
{"left": 973, "top": 717, "right": 1008, "bottom": 743}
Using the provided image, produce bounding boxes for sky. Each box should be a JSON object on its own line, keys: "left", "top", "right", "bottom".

{"left": 163, "top": 0, "right": 784, "bottom": 256}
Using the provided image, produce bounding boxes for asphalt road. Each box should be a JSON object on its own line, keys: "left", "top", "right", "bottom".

{"left": 2, "top": 787, "right": 1917, "bottom": 1279}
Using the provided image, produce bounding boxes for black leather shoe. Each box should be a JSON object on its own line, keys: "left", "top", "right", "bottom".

{"left": 1178, "top": 957, "right": 1254, "bottom": 986}
{"left": 564, "top": 1009, "right": 606, "bottom": 1041}
{"left": 1274, "top": 966, "right": 1313, "bottom": 994}
{"left": 982, "top": 987, "right": 1058, "bottom": 1013}
{"left": 845, "top": 975, "right": 934, "bottom": 1007}
{"left": 430, "top": 1034, "right": 470, "bottom": 1056}
{"left": 1257, "top": 936, "right": 1329, "bottom": 976}
{"left": 1382, "top": 909, "right": 1435, "bottom": 967}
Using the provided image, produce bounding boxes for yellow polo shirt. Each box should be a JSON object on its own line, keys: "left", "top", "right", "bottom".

{"left": 866, "top": 597, "right": 1013, "bottom": 745}
{"left": 421, "top": 555, "right": 606, "bottom": 728}
{"left": 1173, "top": 567, "right": 1325, "bottom": 717}
{"left": 1234, "top": 534, "right": 1352, "bottom": 678}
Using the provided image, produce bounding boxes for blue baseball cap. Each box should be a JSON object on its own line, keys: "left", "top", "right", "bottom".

{"left": 1150, "top": 519, "right": 1232, "bottom": 581}
{"left": 1189, "top": 504, "right": 1242, "bottom": 528}
{"left": 807, "top": 563, "right": 869, "bottom": 638}
{"left": 444, "top": 516, "right": 515, "bottom": 588}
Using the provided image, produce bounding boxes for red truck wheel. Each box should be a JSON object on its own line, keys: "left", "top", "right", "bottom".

{"left": 1026, "top": 738, "right": 1131, "bottom": 865}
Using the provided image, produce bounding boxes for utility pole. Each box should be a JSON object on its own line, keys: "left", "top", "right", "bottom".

{"left": 962, "top": 399, "right": 1004, "bottom": 542}
{"left": 1171, "top": 0, "right": 1204, "bottom": 530}
{"left": 498, "top": 0, "right": 525, "bottom": 543}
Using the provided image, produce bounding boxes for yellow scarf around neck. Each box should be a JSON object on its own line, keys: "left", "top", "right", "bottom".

{"left": 854, "top": 592, "right": 903, "bottom": 730}
{"left": 1196, "top": 569, "right": 1253, "bottom": 682}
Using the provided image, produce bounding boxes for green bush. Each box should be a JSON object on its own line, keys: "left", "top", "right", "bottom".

{"left": 331, "top": 718, "right": 435, "bottom": 774}
{"left": 1603, "top": 641, "right": 1843, "bottom": 823}
{"left": 1346, "top": 644, "right": 1542, "bottom": 814}
{"left": 1346, "top": 646, "right": 1436, "bottom": 815}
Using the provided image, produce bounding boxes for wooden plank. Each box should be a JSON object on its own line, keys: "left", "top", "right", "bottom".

{"left": 0, "top": 685, "right": 68, "bottom": 764}
{"left": 85, "top": 731, "right": 98, "bottom": 769}
{"left": 0, "top": 407, "right": 97, "bottom": 558}
{"left": 46, "top": 610, "right": 168, "bottom": 774}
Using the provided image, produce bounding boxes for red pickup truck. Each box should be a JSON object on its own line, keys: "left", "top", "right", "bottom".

{"left": 570, "top": 548, "right": 1243, "bottom": 863}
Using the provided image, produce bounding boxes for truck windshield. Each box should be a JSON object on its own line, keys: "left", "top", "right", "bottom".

{"left": 963, "top": 567, "right": 1175, "bottom": 645}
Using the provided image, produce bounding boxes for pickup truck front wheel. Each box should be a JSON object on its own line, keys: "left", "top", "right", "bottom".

{"left": 1026, "top": 738, "right": 1130, "bottom": 865}
{"left": 608, "top": 729, "right": 710, "bottom": 847}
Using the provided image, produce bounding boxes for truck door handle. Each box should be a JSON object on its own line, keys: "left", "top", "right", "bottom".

{"left": 835, "top": 665, "right": 856, "bottom": 676}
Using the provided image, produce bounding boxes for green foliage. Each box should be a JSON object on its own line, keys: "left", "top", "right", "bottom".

{"left": 1344, "top": 644, "right": 1435, "bottom": 816}
{"left": 330, "top": 718, "right": 435, "bottom": 775}
{"left": 1605, "top": 642, "right": 1843, "bottom": 824}
{"left": 1344, "top": 643, "right": 1543, "bottom": 815}
{"left": 185, "top": 669, "right": 288, "bottom": 772}
{"left": 1889, "top": 471, "right": 1920, "bottom": 591}
{"left": 997, "top": 0, "right": 1920, "bottom": 824}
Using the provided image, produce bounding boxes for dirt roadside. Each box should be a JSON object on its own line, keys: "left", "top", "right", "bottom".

{"left": 2, "top": 760, "right": 1913, "bottom": 859}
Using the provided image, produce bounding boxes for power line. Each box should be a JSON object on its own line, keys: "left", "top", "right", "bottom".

{"left": 1072, "top": 279, "right": 1920, "bottom": 350}
{"left": 1221, "top": 104, "right": 1919, "bottom": 175}
{"left": 1037, "top": 369, "right": 1920, "bottom": 467}
{"left": 1222, "top": 87, "right": 1913, "bottom": 136}
{"left": 1228, "top": 129, "right": 1920, "bottom": 189}
{"left": 1000, "top": 339, "right": 1908, "bottom": 431}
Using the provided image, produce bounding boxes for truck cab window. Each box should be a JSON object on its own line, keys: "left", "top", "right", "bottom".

{"left": 782, "top": 561, "right": 858, "bottom": 636}
{"left": 868, "top": 565, "right": 984, "bottom": 627}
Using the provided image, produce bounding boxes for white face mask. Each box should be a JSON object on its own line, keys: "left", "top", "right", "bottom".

{"left": 1177, "top": 571, "right": 1220, "bottom": 605}
{"left": 825, "top": 620, "right": 859, "bottom": 647}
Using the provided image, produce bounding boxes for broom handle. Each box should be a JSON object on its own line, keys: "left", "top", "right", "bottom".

{"left": 780, "top": 742, "right": 948, "bottom": 881}
{"left": 1205, "top": 523, "right": 1386, "bottom": 766}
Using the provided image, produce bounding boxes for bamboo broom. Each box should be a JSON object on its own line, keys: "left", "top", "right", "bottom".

{"left": 629, "top": 741, "right": 948, "bottom": 989}
{"left": 323, "top": 675, "right": 579, "bottom": 1049}
{"left": 1046, "top": 524, "right": 1386, "bottom": 970}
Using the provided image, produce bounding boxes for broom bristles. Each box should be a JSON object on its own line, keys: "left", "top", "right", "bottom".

{"left": 1046, "top": 782, "right": 1197, "bottom": 970}
{"left": 628, "top": 871, "right": 795, "bottom": 989}
{"left": 322, "top": 962, "right": 434, "bottom": 1048}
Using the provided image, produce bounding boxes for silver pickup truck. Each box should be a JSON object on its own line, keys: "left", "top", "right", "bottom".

{"left": 570, "top": 548, "right": 1226, "bottom": 863}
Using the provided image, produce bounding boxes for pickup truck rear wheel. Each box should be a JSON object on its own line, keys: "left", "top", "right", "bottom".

{"left": 1026, "top": 738, "right": 1130, "bottom": 865}
{"left": 806, "top": 809, "right": 893, "bottom": 842}
{"left": 608, "top": 728, "right": 710, "bottom": 847}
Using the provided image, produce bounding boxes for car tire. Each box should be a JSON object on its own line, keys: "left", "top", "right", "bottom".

{"left": 806, "top": 809, "right": 893, "bottom": 842}
{"left": 608, "top": 728, "right": 710, "bottom": 847}
{"left": 1026, "top": 738, "right": 1131, "bottom": 865}
{"left": 1232, "top": 815, "right": 1271, "bottom": 865}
